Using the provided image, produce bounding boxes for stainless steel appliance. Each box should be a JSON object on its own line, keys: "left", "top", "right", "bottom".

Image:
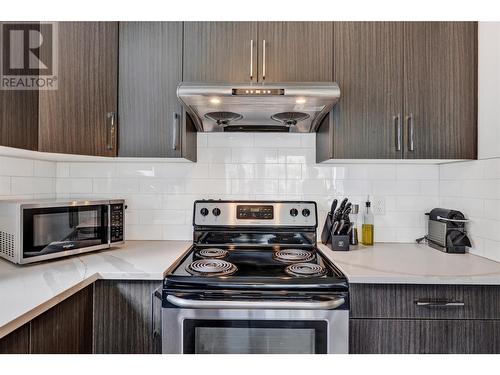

{"left": 426, "top": 208, "right": 471, "bottom": 254}
{"left": 177, "top": 82, "right": 340, "bottom": 133}
{"left": 0, "top": 199, "right": 125, "bottom": 264}
{"left": 162, "top": 200, "right": 349, "bottom": 354}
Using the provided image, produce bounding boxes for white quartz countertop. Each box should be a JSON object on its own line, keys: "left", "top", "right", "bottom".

{"left": 319, "top": 243, "right": 500, "bottom": 285}
{"left": 3, "top": 240, "right": 500, "bottom": 340}
{"left": 0, "top": 240, "right": 191, "bottom": 339}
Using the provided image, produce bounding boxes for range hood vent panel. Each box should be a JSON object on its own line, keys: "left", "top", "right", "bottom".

{"left": 177, "top": 82, "right": 340, "bottom": 133}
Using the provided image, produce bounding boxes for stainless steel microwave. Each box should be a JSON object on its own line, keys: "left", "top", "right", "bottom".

{"left": 0, "top": 199, "right": 125, "bottom": 264}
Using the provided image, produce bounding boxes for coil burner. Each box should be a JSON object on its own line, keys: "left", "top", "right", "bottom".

{"left": 285, "top": 263, "right": 326, "bottom": 278}
{"left": 196, "top": 248, "right": 229, "bottom": 259}
{"left": 273, "top": 249, "right": 315, "bottom": 264}
{"left": 186, "top": 259, "right": 237, "bottom": 277}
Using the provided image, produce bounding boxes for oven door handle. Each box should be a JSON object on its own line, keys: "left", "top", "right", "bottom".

{"left": 166, "top": 295, "right": 345, "bottom": 310}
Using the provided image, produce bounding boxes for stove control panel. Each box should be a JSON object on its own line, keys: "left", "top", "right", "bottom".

{"left": 194, "top": 201, "right": 317, "bottom": 227}
{"left": 237, "top": 205, "right": 274, "bottom": 220}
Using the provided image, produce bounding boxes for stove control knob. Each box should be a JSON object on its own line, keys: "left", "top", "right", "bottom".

{"left": 200, "top": 208, "right": 209, "bottom": 216}
{"left": 302, "top": 208, "right": 311, "bottom": 217}
{"left": 212, "top": 207, "right": 221, "bottom": 216}
{"left": 290, "top": 208, "right": 299, "bottom": 217}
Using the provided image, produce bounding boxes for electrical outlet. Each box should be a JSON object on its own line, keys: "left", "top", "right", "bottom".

{"left": 372, "top": 196, "right": 385, "bottom": 215}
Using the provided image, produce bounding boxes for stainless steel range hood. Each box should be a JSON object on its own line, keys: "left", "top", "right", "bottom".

{"left": 177, "top": 82, "right": 340, "bottom": 133}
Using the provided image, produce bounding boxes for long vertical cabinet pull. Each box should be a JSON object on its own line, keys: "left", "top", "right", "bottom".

{"left": 406, "top": 113, "right": 414, "bottom": 151}
{"left": 106, "top": 112, "right": 116, "bottom": 150}
{"left": 393, "top": 114, "right": 402, "bottom": 152}
{"left": 262, "top": 39, "right": 266, "bottom": 80}
{"left": 172, "top": 112, "right": 180, "bottom": 151}
{"left": 250, "top": 39, "right": 254, "bottom": 80}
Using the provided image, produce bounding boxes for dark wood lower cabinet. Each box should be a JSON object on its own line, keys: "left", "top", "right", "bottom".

{"left": 350, "top": 319, "right": 500, "bottom": 354}
{"left": 0, "top": 324, "right": 30, "bottom": 354}
{"left": 30, "top": 285, "right": 93, "bottom": 354}
{"left": 0, "top": 285, "right": 93, "bottom": 354}
{"left": 93, "top": 280, "right": 162, "bottom": 354}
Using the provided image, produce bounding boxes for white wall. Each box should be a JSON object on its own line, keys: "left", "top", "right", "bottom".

{"left": 55, "top": 133, "right": 439, "bottom": 242}
{"left": 478, "top": 22, "right": 500, "bottom": 159}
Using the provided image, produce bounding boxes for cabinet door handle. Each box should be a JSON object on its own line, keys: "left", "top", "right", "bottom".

{"left": 393, "top": 114, "right": 401, "bottom": 151}
{"left": 106, "top": 112, "right": 116, "bottom": 150}
{"left": 250, "top": 39, "right": 254, "bottom": 80}
{"left": 406, "top": 113, "right": 414, "bottom": 151}
{"left": 262, "top": 39, "right": 266, "bottom": 80}
{"left": 172, "top": 112, "right": 180, "bottom": 151}
{"left": 415, "top": 299, "right": 465, "bottom": 307}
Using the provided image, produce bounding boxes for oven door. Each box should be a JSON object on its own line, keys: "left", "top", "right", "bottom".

{"left": 21, "top": 204, "right": 109, "bottom": 263}
{"left": 162, "top": 294, "right": 348, "bottom": 354}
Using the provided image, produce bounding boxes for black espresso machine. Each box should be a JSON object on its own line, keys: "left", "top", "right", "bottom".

{"left": 417, "top": 208, "right": 471, "bottom": 254}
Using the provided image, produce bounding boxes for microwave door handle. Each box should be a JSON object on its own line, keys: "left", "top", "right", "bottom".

{"left": 166, "top": 295, "right": 345, "bottom": 310}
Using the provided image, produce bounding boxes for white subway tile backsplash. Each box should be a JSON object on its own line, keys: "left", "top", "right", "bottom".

{"left": 397, "top": 165, "right": 438, "bottom": 180}
{"left": 0, "top": 176, "right": 10, "bottom": 195}
{"left": 286, "top": 164, "right": 302, "bottom": 180}
{"left": 11, "top": 177, "right": 55, "bottom": 195}
{"left": 196, "top": 133, "right": 208, "bottom": 148}
{"left": 125, "top": 194, "right": 162, "bottom": 210}
{"left": 232, "top": 148, "right": 278, "bottom": 164}
{"left": 253, "top": 133, "right": 302, "bottom": 148}
{"left": 162, "top": 224, "right": 193, "bottom": 241}
{"left": 0, "top": 156, "right": 33, "bottom": 176}
{"left": 302, "top": 165, "right": 331, "bottom": 179}
{"left": 34, "top": 160, "right": 56, "bottom": 177}
{"left": 300, "top": 134, "right": 316, "bottom": 148}
{"left": 197, "top": 147, "right": 232, "bottom": 164}
{"left": 139, "top": 178, "right": 186, "bottom": 194}
{"left": 56, "top": 178, "right": 93, "bottom": 194}
{"left": 482, "top": 158, "right": 500, "bottom": 179}
{"left": 255, "top": 164, "right": 286, "bottom": 179}
{"left": 70, "top": 163, "right": 116, "bottom": 178}
{"left": 93, "top": 178, "right": 140, "bottom": 194}
{"left": 1, "top": 134, "right": 453, "bottom": 246}
{"left": 232, "top": 179, "right": 279, "bottom": 195}
{"left": 207, "top": 133, "right": 254, "bottom": 148}
{"left": 126, "top": 224, "right": 163, "bottom": 240}
{"left": 209, "top": 163, "right": 255, "bottom": 179}
{"left": 139, "top": 210, "right": 187, "bottom": 225}
{"left": 277, "top": 148, "right": 315, "bottom": 164}
{"left": 484, "top": 200, "right": 500, "bottom": 221}
{"left": 185, "top": 179, "right": 232, "bottom": 195}
{"left": 439, "top": 158, "right": 500, "bottom": 262}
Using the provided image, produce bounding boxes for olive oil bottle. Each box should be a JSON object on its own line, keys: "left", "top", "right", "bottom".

{"left": 362, "top": 197, "right": 374, "bottom": 246}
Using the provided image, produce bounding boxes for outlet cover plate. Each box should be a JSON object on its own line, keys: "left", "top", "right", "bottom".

{"left": 373, "top": 196, "right": 385, "bottom": 215}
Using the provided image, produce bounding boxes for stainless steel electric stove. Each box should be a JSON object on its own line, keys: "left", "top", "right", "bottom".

{"left": 162, "top": 200, "right": 349, "bottom": 354}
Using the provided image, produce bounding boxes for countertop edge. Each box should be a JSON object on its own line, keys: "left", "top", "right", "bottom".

{"left": 0, "top": 273, "right": 99, "bottom": 339}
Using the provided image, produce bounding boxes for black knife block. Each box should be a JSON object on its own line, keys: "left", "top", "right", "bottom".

{"left": 329, "top": 235, "right": 350, "bottom": 251}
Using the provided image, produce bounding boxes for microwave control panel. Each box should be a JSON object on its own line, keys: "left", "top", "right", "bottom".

{"left": 110, "top": 204, "right": 124, "bottom": 243}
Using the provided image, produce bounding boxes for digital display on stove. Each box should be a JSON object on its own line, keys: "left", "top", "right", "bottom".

{"left": 237, "top": 205, "right": 274, "bottom": 220}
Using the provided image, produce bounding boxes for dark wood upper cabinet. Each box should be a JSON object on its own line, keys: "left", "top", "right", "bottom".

{"left": 325, "top": 22, "right": 404, "bottom": 160}
{"left": 0, "top": 22, "right": 39, "bottom": 151}
{"left": 257, "top": 22, "right": 333, "bottom": 82}
{"left": 317, "top": 21, "right": 477, "bottom": 162}
{"left": 38, "top": 22, "right": 118, "bottom": 156}
{"left": 118, "top": 22, "right": 194, "bottom": 159}
{"left": 183, "top": 22, "right": 258, "bottom": 82}
{"left": 403, "top": 22, "right": 478, "bottom": 159}
{"left": 0, "top": 90, "right": 39, "bottom": 151}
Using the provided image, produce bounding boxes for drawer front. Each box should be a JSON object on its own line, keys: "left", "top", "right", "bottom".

{"left": 350, "top": 284, "right": 500, "bottom": 320}
{"left": 350, "top": 319, "right": 500, "bottom": 354}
